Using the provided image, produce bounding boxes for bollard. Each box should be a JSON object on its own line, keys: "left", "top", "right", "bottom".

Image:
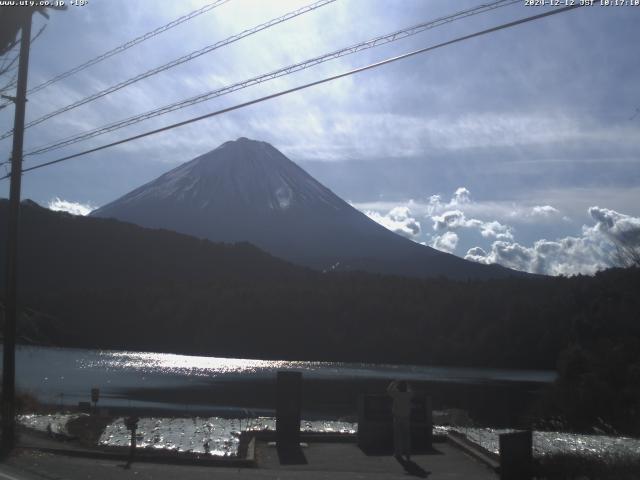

{"left": 124, "top": 416, "right": 140, "bottom": 469}
{"left": 276, "top": 371, "right": 302, "bottom": 448}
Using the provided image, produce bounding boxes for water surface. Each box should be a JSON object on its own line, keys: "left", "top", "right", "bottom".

{"left": 10, "top": 345, "right": 555, "bottom": 416}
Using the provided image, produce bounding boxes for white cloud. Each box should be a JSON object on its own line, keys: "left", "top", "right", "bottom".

{"left": 531, "top": 205, "right": 560, "bottom": 217}
{"left": 589, "top": 206, "right": 640, "bottom": 246}
{"left": 451, "top": 187, "right": 471, "bottom": 205}
{"left": 424, "top": 188, "right": 519, "bottom": 231}
{"left": 365, "top": 206, "right": 421, "bottom": 239}
{"left": 431, "top": 231, "right": 458, "bottom": 253}
{"left": 356, "top": 186, "right": 640, "bottom": 276}
{"left": 431, "top": 191, "right": 514, "bottom": 241}
{"left": 360, "top": 186, "right": 520, "bottom": 254}
{"left": 465, "top": 236, "right": 610, "bottom": 276}
{"left": 355, "top": 197, "right": 566, "bottom": 227}
{"left": 432, "top": 209, "right": 468, "bottom": 231}
{"left": 465, "top": 206, "right": 640, "bottom": 275}
{"left": 465, "top": 246, "right": 489, "bottom": 263}
{"left": 478, "top": 220, "right": 514, "bottom": 241}
{"left": 48, "top": 197, "right": 95, "bottom": 216}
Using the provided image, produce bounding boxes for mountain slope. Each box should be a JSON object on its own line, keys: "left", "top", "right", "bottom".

{"left": 92, "top": 137, "right": 518, "bottom": 279}
{"left": 0, "top": 199, "right": 307, "bottom": 295}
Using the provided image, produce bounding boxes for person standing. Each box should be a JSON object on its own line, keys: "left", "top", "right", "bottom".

{"left": 387, "top": 379, "right": 413, "bottom": 462}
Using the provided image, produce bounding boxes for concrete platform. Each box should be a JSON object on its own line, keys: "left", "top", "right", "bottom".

{"left": 3, "top": 441, "right": 498, "bottom": 479}
{"left": 3, "top": 429, "right": 498, "bottom": 480}
{"left": 256, "top": 440, "right": 497, "bottom": 479}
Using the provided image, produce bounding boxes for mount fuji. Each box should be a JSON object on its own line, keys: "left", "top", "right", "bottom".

{"left": 91, "top": 138, "right": 516, "bottom": 279}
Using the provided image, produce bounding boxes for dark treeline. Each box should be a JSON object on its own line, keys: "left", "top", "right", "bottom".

{"left": 22, "top": 268, "right": 640, "bottom": 369}
{"left": 2, "top": 200, "right": 640, "bottom": 433}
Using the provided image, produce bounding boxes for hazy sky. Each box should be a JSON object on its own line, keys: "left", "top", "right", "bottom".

{"left": 1, "top": 0, "right": 639, "bottom": 275}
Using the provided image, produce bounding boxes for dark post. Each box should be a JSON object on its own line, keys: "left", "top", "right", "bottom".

{"left": 276, "top": 371, "right": 301, "bottom": 448}
{"left": 124, "top": 416, "right": 139, "bottom": 468}
{"left": 499, "top": 430, "right": 533, "bottom": 480}
{"left": 91, "top": 387, "right": 99, "bottom": 413}
{"left": 417, "top": 395, "right": 433, "bottom": 450}
{"left": 2, "top": 10, "right": 33, "bottom": 453}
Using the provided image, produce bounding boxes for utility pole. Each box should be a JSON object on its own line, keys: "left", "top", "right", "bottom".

{"left": 2, "top": 9, "right": 33, "bottom": 454}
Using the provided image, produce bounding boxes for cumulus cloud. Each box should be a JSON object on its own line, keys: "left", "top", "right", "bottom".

{"left": 451, "top": 187, "right": 471, "bottom": 205}
{"left": 478, "top": 220, "right": 514, "bottom": 241}
{"left": 48, "top": 198, "right": 95, "bottom": 216}
{"left": 531, "top": 205, "right": 560, "bottom": 217}
{"left": 432, "top": 210, "right": 469, "bottom": 231}
{"left": 425, "top": 188, "right": 472, "bottom": 216}
{"left": 589, "top": 206, "right": 640, "bottom": 247}
{"left": 358, "top": 187, "right": 640, "bottom": 276}
{"left": 365, "top": 206, "right": 421, "bottom": 239}
{"left": 431, "top": 198, "right": 514, "bottom": 241}
{"left": 465, "top": 206, "right": 640, "bottom": 275}
{"left": 356, "top": 195, "right": 563, "bottom": 227}
{"left": 465, "top": 246, "right": 488, "bottom": 263}
{"left": 465, "top": 236, "right": 609, "bottom": 276}
{"left": 431, "top": 231, "right": 459, "bottom": 253}
{"left": 363, "top": 186, "right": 518, "bottom": 252}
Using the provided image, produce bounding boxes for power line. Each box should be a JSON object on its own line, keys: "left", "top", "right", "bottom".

{"left": 27, "top": 0, "right": 231, "bottom": 95}
{"left": 0, "top": 71, "right": 18, "bottom": 95}
{"left": 0, "top": 0, "right": 335, "bottom": 139}
{"left": 23, "top": 0, "right": 519, "bottom": 157}
{"left": 0, "top": 50, "right": 20, "bottom": 76}
{"left": 1, "top": 3, "right": 582, "bottom": 181}
{"left": 0, "top": 24, "right": 47, "bottom": 107}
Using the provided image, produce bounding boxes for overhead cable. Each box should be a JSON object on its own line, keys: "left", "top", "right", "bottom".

{"left": 0, "top": 0, "right": 335, "bottom": 139}
{"left": 27, "top": 0, "right": 231, "bottom": 95}
{"left": 0, "top": 24, "right": 48, "bottom": 108}
{"left": 24, "top": 0, "right": 519, "bottom": 156}
{"left": 0, "top": 3, "right": 582, "bottom": 181}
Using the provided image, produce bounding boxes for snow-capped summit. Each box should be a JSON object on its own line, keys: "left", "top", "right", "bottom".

{"left": 91, "top": 138, "right": 516, "bottom": 279}
{"left": 110, "top": 137, "right": 343, "bottom": 213}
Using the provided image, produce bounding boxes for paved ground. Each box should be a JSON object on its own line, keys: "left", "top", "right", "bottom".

{"left": 256, "top": 441, "right": 497, "bottom": 479}
{"left": 0, "top": 440, "right": 498, "bottom": 480}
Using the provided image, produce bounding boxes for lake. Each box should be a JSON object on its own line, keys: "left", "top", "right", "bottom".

{"left": 8, "top": 345, "right": 555, "bottom": 425}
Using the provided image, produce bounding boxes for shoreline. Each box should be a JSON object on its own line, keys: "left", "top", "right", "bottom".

{"left": 27, "top": 376, "right": 548, "bottom": 428}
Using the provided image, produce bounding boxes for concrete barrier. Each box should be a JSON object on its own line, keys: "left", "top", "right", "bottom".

{"left": 499, "top": 430, "right": 532, "bottom": 480}
{"left": 276, "top": 371, "right": 302, "bottom": 448}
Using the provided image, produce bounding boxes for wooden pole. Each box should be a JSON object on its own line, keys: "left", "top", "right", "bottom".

{"left": 2, "top": 9, "right": 32, "bottom": 453}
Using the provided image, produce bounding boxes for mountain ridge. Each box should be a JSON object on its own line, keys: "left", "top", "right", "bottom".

{"left": 91, "top": 137, "right": 520, "bottom": 280}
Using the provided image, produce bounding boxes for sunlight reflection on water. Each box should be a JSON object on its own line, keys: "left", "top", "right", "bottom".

{"left": 80, "top": 351, "right": 298, "bottom": 376}
{"left": 77, "top": 349, "right": 555, "bottom": 382}
{"left": 12, "top": 346, "right": 556, "bottom": 412}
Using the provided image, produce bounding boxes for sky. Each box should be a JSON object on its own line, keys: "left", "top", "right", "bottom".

{"left": 1, "top": 0, "right": 639, "bottom": 276}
